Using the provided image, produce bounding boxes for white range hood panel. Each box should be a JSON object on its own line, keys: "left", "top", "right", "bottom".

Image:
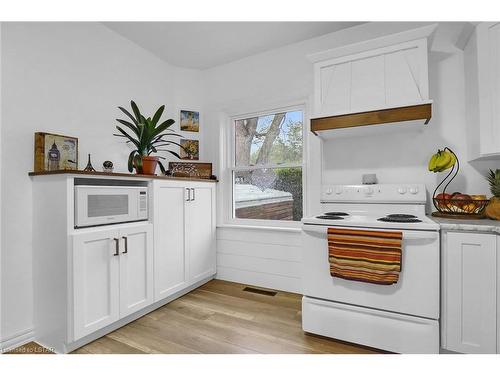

{"left": 309, "top": 25, "right": 436, "bottom": 135}
{"left": 314, "top": 39, "right": 429, "bottom": 118}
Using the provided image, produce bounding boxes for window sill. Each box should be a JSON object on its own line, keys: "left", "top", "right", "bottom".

{"left": 216, "top": 223, "right": 302, "bottom": 233}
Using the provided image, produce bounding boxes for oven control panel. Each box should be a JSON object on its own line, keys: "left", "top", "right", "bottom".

{"left": 321, "top": 184, "right": 426, "bottom": 203}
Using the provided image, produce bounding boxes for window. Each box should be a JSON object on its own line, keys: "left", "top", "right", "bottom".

{"left": 231, "top": 109, "right": 304, "bottom": 222}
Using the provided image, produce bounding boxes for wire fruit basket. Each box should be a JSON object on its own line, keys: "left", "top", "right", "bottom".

{"left": 432, "top": 197, "right": 489, "bottom": 219}
{"left": 431, "top": 147, "right": 489, "bottom": 219}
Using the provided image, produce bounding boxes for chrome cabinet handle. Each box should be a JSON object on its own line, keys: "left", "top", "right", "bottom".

{"left": 186, "top": 188, "right": 191, "bottom": 201}
{"left": 122, "top": 236, "right": 128, "bottom": 254}
{"left": 191, "top": 188, "right": 195, "bottom": 201}
{"left": 113, "top": 238, "right": 120, "bottom": 256}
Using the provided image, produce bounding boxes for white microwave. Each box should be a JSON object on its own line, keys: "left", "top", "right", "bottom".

{"left": 74, "top": 178, "right": 149, "bottom": 228}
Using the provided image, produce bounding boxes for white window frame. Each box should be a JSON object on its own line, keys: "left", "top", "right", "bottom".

{"left": 223, "top": 103, "right": 307, "bottom": 228}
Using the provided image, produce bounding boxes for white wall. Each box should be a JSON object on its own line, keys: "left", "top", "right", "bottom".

{"left": 217, "top": 227, "right": 302, "bottom": 293}
{"left": 0, "top": 22, "right": 204, "bottom": 345}
{"left": 204, "top": 22, "right": 499, "bottom": 292}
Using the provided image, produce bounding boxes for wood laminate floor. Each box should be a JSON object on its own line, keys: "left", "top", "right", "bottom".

{"left": 10, "top": 280, "right": 383, "bottom": 354}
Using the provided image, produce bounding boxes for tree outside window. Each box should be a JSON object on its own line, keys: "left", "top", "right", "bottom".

{"left": 232, "top": 110, "right": 303, "bottom": 221}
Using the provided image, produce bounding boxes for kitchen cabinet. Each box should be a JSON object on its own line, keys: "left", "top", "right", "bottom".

{"left": 118, "top": 225, "right": 154, "bottom": 317}
{"left": 441, "top": 231, "right": 497, "bottom": 353}
{"left": 32, "top": 174, "right": 216, "bottom": 353}
{"left": 153, "top": 184, "right": 188, "bottom": 300}
{"left": 465, "top": 22, "right": 500, "bottom": 160}
{"left": 186, "top": 185, "right": 216, "bottom": 283}
{"left": 72, "top": 223, "right": 153, "bottom": 340}
{"left": 72, "top": 229, "right": 120, "bottom": 340}
{"left": 153, "top": 181, "right": 216, "bottom": 302}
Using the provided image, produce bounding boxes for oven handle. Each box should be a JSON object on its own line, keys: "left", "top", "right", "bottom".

{"left": 302, "top": 225, "right": 439, "bottom": 240}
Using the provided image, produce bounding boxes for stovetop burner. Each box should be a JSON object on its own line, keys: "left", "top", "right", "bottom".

{"left": 377, "top": 215, "right": 422, "bottom": 223}
{"left": 324, "top": 212, "right": 349, "bottom": 216}
{"left": 316, "top": 215, "right": 345, "bottom": 220}
{"left": 386, "top": 214, "right": 418, "bottom": 219}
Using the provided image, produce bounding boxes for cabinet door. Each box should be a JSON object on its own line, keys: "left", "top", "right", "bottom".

{"left": 473, "top": 22, "right": 500, "bottom": 157}
{"left": 443, "top": 232, "right": 497, "bottom": 353}
{"left": 153, "top": 184, "right": 188, "bottom": 301}
{"left": 119, "top": 224, "right": 154, "bottom": 317}
{"left": 186, "top": 186, "right": 216, "bottom": 283}
{"left": 72, "top": 229, "right": 120, "bottom": 340}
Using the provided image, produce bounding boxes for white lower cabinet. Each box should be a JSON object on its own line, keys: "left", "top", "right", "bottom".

{"left": 153, "top": 185, "right": 188, "bottom": 299}
{"left": 186, "top": 186, "right": 216, "bottom": 283}
{"left": 72, "top": 229, "right": 120, "bottom": 340}
{"left": 442, "top": 231, "right": 498, "bottom": 353}
{"left": 153, "top": 181, "right": 216, "bottom": 302}
{"left": 72, "top": 223, "right": 153, "bottom": 340}
{"left": 119, "top": 225, "right": 154, "bottom": 317}
{"left": 32, "top": 175, "right": 217, "bottom": 353}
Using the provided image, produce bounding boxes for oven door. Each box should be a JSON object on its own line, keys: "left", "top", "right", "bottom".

{"left": 301, "top": 224, "right": 440, "bottom": 319}
{"left": 75, "top": 186, "right": 147, "bottom": 228}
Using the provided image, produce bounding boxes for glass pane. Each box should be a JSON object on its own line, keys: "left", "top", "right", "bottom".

{"left": 234, "top": 111, "right": 303, "bottom": 167}
{"left": 88, "top": 195, "right": 128, "bottom": 217}
{"left": 233, "top": 168, "right": 302, "bottom": 221}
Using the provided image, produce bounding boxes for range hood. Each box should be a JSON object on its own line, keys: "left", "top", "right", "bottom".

{"left": 308, "top": 24, "right": 436, "bottom": 139}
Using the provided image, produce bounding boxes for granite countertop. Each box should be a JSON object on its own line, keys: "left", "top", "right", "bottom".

{"left": 428, "top": 215, "right": 500, "bottom": 234}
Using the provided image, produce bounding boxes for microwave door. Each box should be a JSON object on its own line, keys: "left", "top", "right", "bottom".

{"left": 75, "top": 186, "right": 139, "bottom": 227}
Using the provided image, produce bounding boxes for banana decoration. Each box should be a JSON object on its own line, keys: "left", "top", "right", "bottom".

{"left": 428, "top": 149, "right": 457, "bottom": 173}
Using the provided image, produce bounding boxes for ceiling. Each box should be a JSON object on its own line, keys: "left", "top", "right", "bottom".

{"left": 103, "top": 22, "right": 363, "bottom": 69}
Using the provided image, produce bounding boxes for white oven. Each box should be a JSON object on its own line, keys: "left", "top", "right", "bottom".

{"left": 74, "top": 178, "right": 149, "bottom": 228}
{"left": 300, "top": 184, "right": 441, "bottom": 353}
{"left": 302, "top": 225, "right": 440, "bottom": 319}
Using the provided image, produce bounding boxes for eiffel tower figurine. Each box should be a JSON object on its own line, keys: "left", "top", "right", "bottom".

{"left": 83, "top": 153, "right": 96, "bottom": 172}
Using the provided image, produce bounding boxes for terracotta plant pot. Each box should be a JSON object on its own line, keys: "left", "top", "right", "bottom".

{"left": 140, "top": 156, "right": 159, "bottom": 175}
{"left": 485, "top": 197, "right": 500, "bottom": 220}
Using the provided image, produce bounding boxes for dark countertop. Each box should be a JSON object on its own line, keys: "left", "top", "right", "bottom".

{"left": 28, "top": 169, "right": 218, "bottom": 183}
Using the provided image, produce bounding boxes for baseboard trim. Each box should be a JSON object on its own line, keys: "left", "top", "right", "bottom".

{"left": 0, "top": 328, "right": 35, "bottom": 353}
{"left": 216, "top": 266, "right": 301, "bottom": 294}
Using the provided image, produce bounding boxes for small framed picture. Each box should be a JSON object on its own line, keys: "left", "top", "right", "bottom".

{"left": 180, "top": 139, "right": 199, "bottom": 160}
{"left": 34, "top": 132, "right": 79, "bottom": 172}
{"left": 180, "top": 110, "right": 199, "bottom": 132}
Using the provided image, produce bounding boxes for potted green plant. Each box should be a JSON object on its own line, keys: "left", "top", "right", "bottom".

{"left": 114, "top": 101, "right": 183, "bottom": 175}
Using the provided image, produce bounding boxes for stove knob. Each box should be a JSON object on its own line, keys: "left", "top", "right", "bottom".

{"left": 334, "top": 187, "right": 343, "bottom": 195}
{"left": 325, "top": 188, "right": 333, "bottom": 195}
{"left": 397, "top": 187, "right": 407, "bottom": 194}
{"left": 409, "top": 187, "right": 419, "bottom": 195}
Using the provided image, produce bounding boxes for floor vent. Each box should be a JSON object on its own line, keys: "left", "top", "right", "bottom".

{"left": 243, "top": 286, "right": 277, "bottom": 296}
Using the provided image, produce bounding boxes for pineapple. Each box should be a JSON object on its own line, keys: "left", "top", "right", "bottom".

{"left": 487, "top": 169, "right": 500, "bottom": 197}
{"left": 485, "top": 169, "right": 500, "bottom": 220}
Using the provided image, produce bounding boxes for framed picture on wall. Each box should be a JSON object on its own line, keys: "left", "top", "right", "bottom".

{"left": 180, "top": 110, "right": 200, "bottom": 132}
{"left": 180, "top": 139, "right": 199, "bottom": 160}
{"left": 34, "top": 132, "right": 79, "bottom": 172}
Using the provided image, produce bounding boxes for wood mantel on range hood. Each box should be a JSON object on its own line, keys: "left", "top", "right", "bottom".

{"left": 308, "top": 24, "right": 436, "bottom": 139}
{"left": 311, "top": 102, "right": 432, "bottom": 136}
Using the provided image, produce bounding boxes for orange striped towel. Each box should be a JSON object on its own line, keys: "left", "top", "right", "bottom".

{"left": 328, "top": 228, "right": 403, "bottom": 285}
